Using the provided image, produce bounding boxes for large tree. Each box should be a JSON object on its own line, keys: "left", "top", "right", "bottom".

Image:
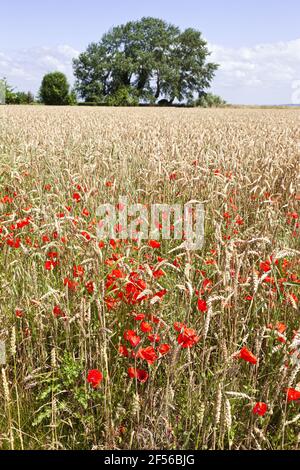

{"left": 73, "top": 17, "right": 218, "bottom": 104}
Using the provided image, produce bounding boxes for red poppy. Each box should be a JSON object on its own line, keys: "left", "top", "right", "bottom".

{"left": 158, "top": 344, "right": 171, "bottom": 356}
{"left": 53, "top": 305, "right": 65, "bottom": 318}
{"left": 136, "top": 346, "right": 158, "bottom": 365}
{"left": 44, "top": 260, "right": 57, "bottom": 271}
{"left": 118, "top": 344, "right": 129, "bottom": 357}
{"left": 87, "top": 369, "right": 103, "bottom": 389}
{"left": 128, "top": 367, "right": 149, "bottom": 383}
{"left": 252, "top": 402, "right": 268, "bottom": 416}
{"left": 134, "top": 313, "right": 146, "bottom": 321}
{"left": 148, "top": 334, "right": 160, "bottom": 343}
{"left": 73, "top": 265, "right": 85, "bottom": 278}
{"left": 15, "top": 309, "right": 23, "bottom": 318}
{"left": 73, "top": 192, "right": 81, "bottom": 202}
{"left": 148, "top": 240, "right": 161, "bottom": 249}
{"left": 64, "top": 278, "right": 78, "bottom": 291}
{"left": 42, "top": 235, "right": 50, "bottom": 244}
{"left": 285, "top": 388, "right": 300, "bottom": 402}
{"left": 177, "top": 328, "right": 199, "bottom": 349}
{"left": 154, "top": 289, "right": 167, "bottom": 299}
{"left": 238, "top": 347, "right": 257, "bottom": 365}
{"left": 141, "top": 321, "right": 152, "bottom": 333}
{"left": 81, "top": 231, "right": 91, "bottom": 241}
{"left": 276, "top": 322, "right": 287, "bottom": 334}
{"left": 197, "top": 298, "right": 208, "bottom": 313}
{"left": 152, "top": 269, "right": 165, "bottom": 279}
{"left": 124, "top": 330, "right": 141, "bottom": 348}
{"left": 174, "top": 322, "right": 186, "bottom": 332}
{"left": 260, "top": 260, "right": 271, "bottom": 273}
{"left": 82, "top": 208, "right": 90, "bottom": 217}
{"left": 85, "top": 281, "right": 95, "bottom": 294}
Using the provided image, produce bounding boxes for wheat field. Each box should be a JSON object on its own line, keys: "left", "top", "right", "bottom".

{"left": 0, "top": 106, "right": 299, "bottom": 450}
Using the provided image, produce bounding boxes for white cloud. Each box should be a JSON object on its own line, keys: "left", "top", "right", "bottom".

{"left": 0, "top": 40, "right": 300, "bottom": 104}
{"left": 0, "top": 45, "right": 79, "bottom": 96}
{"left": 209, "top": 38, "right": 300, "bottom": 104}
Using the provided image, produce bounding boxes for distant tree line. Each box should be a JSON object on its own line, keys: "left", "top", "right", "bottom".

{"left": 1, "top": 17, "right": 227, "bottom": 107}
{"left": 1, "top": 78, "right": 35, "bottom": 104}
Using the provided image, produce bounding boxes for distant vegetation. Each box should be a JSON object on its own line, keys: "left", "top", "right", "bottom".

{"left": 73, "top": 17, "right": 219, "bottom": 106}
{"left": 38, "top": 72, "right": 76, "bottom": 106}
{"left": 1, "top": 17, "right": 228, "bottom": 107}
{"left": 1, "top": 78, "right": 35, "bottom": 104}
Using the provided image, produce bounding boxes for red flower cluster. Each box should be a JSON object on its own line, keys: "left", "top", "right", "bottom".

{"left": 177, "top": 326, "right": 199, "bottom": 349}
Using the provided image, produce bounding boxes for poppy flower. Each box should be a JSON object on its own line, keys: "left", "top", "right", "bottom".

{"left": 118, "top": 344, "right": 129, "bottom": 357}
{"left": 73, "top": 265, "right": 85, "bottom": 278}
{"left": 275, "top": 322, "right": 286, "bottom": 333}
{"left": 128, "top": 367, "right": 149, "bottom": 383}
{"left": 81, "top": 231, "right": 91, "bottom": 241}
{"left": 134, "top": 313, "right": 146, "bottom": 322}
{"left": 285, "top": 388, "right": 300, "bottom": 402}
{"left": 73, "top": 192, "right": 81, "bottom": 202}
{"left": 136, "top": 346, "right": 158, "bottom": 365}
{"left": 87, "top": 369, "right": 103, "bottom": 389}
{"left": 197, "top": 298, "right": 208, "bottom": 313}
{"left": 53, "top": 305, "right": 65, "bottom": 318}
{"left": 148, "top": 240, "right": 161, "bottom": 249}
{"left": 154, "top": 289, "right": 167, "bottom": 299}
{"left": 141, "top": 321, "right": 152, "bottom": 333}
{"left": 260, "top": 260, "right": 271, "bottom": 273}
{"left": 82, "top": 208, "right": 90, "bottom": 217}
{"left": 152, "top": 269, "right": 165, "bottom": 279}
{"left": 148, "top": 334, "right": 160, "bottom": 343}
{"left": 124, "top": 330, "right": 141, "bottom": 348}
{"left": 85, "top": 281, "right": 95, "bottom": 294}
{"left": 44, "top": 260, "right": 57, "bottom": 271}
{"left": 238, "top": 347, "right": 257, "bottom": 365}
{"left": 174, "top": 322, "right": 186, "bottom": 332}
{"left": 177, "top": 328, "right": 199, "bottom": 349}
{"left": 252, "top": 402, "right": 268, "bottom": 416}
{"left": 158, "top": 344, "right": 171, "bottom": 356}
{"left": 64, "top": 278, "right": 78, "bottom": 291}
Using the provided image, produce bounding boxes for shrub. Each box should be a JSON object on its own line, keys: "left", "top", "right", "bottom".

{"left": 39, "top": 72, "right": 70, "bottom": 105}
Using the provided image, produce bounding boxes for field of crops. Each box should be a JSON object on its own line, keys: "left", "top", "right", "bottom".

{"left": 0, "top": 106, "right": 299, "bottom": 450}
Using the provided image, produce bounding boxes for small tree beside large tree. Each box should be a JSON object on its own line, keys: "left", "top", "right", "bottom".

{"left": 39, "top": 72, "right": 72, "bottom": 105}
{"left": 73, "top": 17, "right": 218, "bottom": 105}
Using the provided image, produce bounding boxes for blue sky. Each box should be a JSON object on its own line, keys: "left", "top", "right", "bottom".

{"left": 1, "top": 0, "right": 300, "bottom": 104}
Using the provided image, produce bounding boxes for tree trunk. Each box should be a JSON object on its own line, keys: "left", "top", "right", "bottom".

{"left": 155, "top": 74, "right": 160, "bottom": 99}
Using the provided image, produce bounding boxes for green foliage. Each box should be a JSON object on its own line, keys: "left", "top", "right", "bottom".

{"left": 68, "top": 88, "right": 78, "bottom": 106}
{"left": 196, "top": 93, "right": 226, "bottom": 108}
{"left": 0, "top": 78, "right": 35, "bottom": 104}
{"left": 32, "top": 351, "right": 96, "bottom": 443}
{"left": 105, "top": 86, "right": 138, "bottom": 106}
{"left": 73, "top": 17, "right": 219, "bottom": 105}
{"left": 39, "top": 72, "right": 71, "bottom": 105}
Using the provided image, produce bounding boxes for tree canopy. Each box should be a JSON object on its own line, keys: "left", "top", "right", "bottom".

{"left": 73, "top": 17, "right": 218, "bottom": 105}
{"left": 39, "top": 72, "right": 71, "bottom": 105}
